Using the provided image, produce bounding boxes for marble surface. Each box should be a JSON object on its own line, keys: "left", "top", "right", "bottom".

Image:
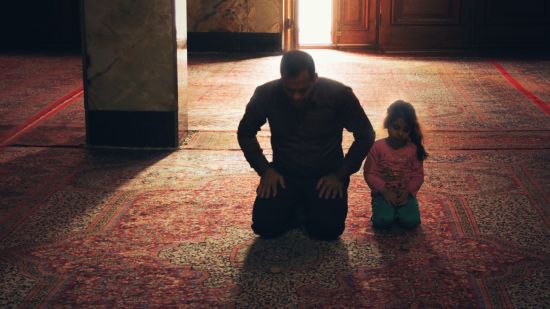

{"left": 176, "top": 0, "right": 188, "bottom": 46}
{"left": 176, "top": 0, "right": 188, "bottom": 136}
{"left": 177, "top": 48, "right": 188, "bottom": 140}
{"left": 83, "top": 0, "right": 178, "bottom": 111}
{"left": 188, "top": 0, "right": 282, "bottom": 33}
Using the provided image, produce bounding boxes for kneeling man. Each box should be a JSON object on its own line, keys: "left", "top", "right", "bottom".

{"left": 237, "top": 50, "right": 375, "bottom": 241}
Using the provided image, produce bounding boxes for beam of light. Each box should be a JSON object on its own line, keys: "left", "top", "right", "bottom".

{"left": 175, "top": 0, "right": 187, "bottom": 41}
{"left": 298, "top": 0, "right": 332, "bottom": 45}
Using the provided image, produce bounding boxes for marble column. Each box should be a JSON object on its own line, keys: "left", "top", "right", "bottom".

{"left": 82, "top": 0, "right": 186, "bottom": 148}
{"left": 176, "top": 0, "right": 188, "bottom": 143}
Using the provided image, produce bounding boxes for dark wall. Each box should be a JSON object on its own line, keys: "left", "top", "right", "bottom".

{"left": 0, "top": 0, "right": 81, "bottom": 51}
{"left": 475, "top": 0, "right": 550, "bottom": 49}
{"left": 378, "top": 0, "right": 550, "bottom": 51}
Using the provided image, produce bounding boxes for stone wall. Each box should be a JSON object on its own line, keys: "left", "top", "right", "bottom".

{"left": 187, "top": 0, "right": 282, "bottom": 33}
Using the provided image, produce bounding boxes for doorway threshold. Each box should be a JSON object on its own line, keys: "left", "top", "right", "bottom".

{"left": 299, "top": 44, "right": 335, "bottom": 49}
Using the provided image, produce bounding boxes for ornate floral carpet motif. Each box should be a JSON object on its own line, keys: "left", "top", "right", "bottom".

{"left": 1, "top": 50, "right": 550, "bottom": 307}
{"left": 1, "top": 148, "right": 549, "bottom": 308}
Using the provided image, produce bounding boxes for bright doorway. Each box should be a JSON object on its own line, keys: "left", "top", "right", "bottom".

{"left": 298, "top": 0, "right": 333, "bottom": 46}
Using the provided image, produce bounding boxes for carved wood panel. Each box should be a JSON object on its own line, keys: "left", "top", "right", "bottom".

{"left": 391, "top": 0, "right": 461, "bottom": 25}
{"left": 340, "top": 0, "right": 369, "bottom": 30}
{"left": 334, "top": 0, "right": 377, "bottom": 46}
{"left": 379, "top": 0, "right": 469, "bottom": 50}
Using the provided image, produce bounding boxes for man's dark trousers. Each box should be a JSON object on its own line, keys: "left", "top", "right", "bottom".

{"left": 251, "top": 175, "right": 349, "bottom": 241}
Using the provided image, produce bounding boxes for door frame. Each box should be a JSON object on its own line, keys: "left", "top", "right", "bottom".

{"left": 283, "top": 0, "right": 298, "bottom": 51}
{"left": 284, "top": 0, "right": 380, "bottom": 50}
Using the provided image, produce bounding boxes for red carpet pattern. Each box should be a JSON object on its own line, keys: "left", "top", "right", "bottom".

{"left": 9, "top": 97, "right": 85, "bottom": 147}
{"left": 0, "top": 53, "right": 82, "bottom": 142}
{"left": 183, "top": 129, "right": 550, "bottom": 151}
{"left": 187, "top": 51, "right": 550, "bottom": 131}
{"left": 1, "top": 50, "right": 550, "bottom": 308}
{"left": 1, "top": 148, "right": 549, "bottom": 308}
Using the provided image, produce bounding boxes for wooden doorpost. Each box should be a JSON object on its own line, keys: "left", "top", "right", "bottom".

{"left": 283, "top": 0, "right": 298, "bottom": 51}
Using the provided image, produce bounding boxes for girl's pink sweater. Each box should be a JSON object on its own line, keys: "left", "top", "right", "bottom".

{"left": 363, "top": 138, "right": 424, "bottom": 196}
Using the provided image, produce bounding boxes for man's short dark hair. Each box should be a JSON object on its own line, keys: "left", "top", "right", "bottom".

{"left": 280, "top": 50, "right": 316, "bottom": 79}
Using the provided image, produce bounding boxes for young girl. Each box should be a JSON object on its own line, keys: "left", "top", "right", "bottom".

{"left": 363, "top": 100, "right": 428, "bottom": 229}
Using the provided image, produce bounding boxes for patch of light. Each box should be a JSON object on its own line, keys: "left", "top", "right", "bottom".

{"left": 175, "top": 0, "right": 187, "bottom": 41}
{"left": 299, "top": 0, "right": 332, "bottom": 45}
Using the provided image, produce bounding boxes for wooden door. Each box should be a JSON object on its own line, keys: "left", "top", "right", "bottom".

{"left": 333, "top": 0, "right": 378, "bottom": 48}
{"left": 378, "top": 0, "right": 471, "bottom": 51}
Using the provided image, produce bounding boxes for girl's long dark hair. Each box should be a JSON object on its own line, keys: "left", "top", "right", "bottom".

{"left": 384, "top": 100, "right": 428, "bottom": 162}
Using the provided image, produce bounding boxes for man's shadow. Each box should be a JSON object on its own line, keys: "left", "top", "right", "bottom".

{"left": 232, "top": 229, "right": 353, "bottom": 308}
{"left": 369, "top": 225, "right": 452, "bottom": 308}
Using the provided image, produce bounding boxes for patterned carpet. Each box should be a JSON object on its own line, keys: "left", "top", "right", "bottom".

{"left": 187, "top": 50, "right": 550, "bottom": 131}
{"left": 183, "top": 129, "right": 550, "bottom": 151}
{"left": 0, "top": 53, "right": 82, "bottom": 144}
{"left": 1, "top": 50, "right": 550, "bottom": 308}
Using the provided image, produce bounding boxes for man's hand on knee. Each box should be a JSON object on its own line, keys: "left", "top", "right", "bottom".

{"left": 257, "top": 168, "right": 286, "bottom": 198}
{"left": 316, "top": 175, "right": 344, "bottom": 199}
